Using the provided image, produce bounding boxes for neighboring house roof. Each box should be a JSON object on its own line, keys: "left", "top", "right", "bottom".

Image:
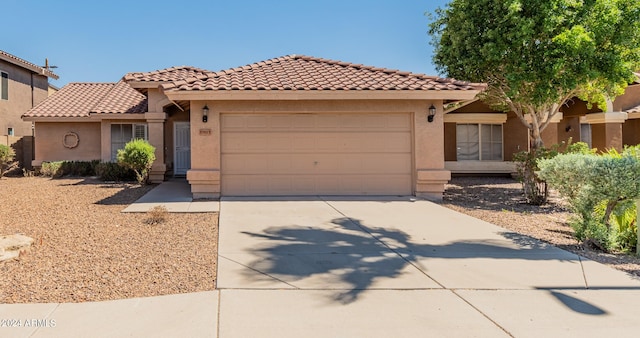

{"left": 161, "top": 54, "right": 485, "bottom": 92}
{"left": 627, "top": 104, "right": 640, "bottom": 114}
{"left": 23, "top": 81, "right": 147, "bottom": 118}
{"left": 123, "top": 66, "right": 211, "bottom": 83}
{"left": 0, "top": 50, "right": 59, "bottom": 80}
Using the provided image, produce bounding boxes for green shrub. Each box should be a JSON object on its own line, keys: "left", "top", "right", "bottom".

{"left": 40, "top": 161, "right": 64, "bottom": 178}
{"left": 95, "top": 162, "right": 137, "bottom": 182}
{"left": 538, "top": 150, "right": 640, "bottom": 252}
{"left": 40, "top": 160, "right": 100, "bottom": 178}
{"left": 117, "top": 139, "right": 156, "bottom": 185}
{"left": 0, "top": 144, "right": 16, "bottom": 177}
{"left": 59, "top": 160, "right": 100, "bottom": 176}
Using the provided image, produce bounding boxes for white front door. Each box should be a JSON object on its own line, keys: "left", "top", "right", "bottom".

{"left": 174, "top": 122, "right": 191, "bottom": 176}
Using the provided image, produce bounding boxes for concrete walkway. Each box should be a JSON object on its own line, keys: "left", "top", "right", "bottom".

{"left": 121, "top": 180, "right": 219, "bottom": 213}
{"left": 3, "top": 197, "right": 640, "bottom": 337}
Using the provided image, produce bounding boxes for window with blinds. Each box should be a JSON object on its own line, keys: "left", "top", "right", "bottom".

{"left": 110, "top": 124, "right": 147, "bottom": 161}
{"left": 456, "top": 124, "right": 503, "bottom": 161}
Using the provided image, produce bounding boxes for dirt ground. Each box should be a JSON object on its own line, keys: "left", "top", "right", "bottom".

{"left": 0, "top": 177, "right": 218, "bottom": 304}
{"left": 441, "top": 176, "right": 640, "bottom": 278}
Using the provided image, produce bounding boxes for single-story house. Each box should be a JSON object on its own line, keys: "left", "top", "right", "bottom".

{"left": 22, "top": 55, "right": 485, "bottom": 199}
{"left": 443, "top": 74, "right": 640, "bottom": 174}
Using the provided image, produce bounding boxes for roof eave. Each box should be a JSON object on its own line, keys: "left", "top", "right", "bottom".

{"left": 162, "top": 89, "right": 482, "bottom": 101}
{"left": 0, "top": 53, "right": 59, "bottom": 79}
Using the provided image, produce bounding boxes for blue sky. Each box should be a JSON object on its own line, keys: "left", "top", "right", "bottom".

{"left": 2, "top": 0, "right": 449, "bottom": 87}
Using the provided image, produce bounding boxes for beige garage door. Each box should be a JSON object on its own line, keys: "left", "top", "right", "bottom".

{"left": 221, "top": 113, "right": 412, "bottom": 196}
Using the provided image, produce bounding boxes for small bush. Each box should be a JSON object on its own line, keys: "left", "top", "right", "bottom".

{"left": 40, "top": 160, "right": 100, "bottom": 178}
{"left": 40, "top": 161, "right": 64, "bottom": 178}
{"left": 117, "top": 139, "right": 156, "bottom": 185}
{"left": 145, "top": 205, "right": 169, "bottom": 225}
{"left": 95, "top": 162, "right": 137, "bottom": 182}
{"left": 60, "top": 160, "right": 100, "bottom": 176}
{"left": 0, "top": 144, "right": 17, "bottom": 177}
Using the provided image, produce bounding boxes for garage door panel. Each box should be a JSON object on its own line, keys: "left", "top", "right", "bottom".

{"left": 221, "top": 113, "right": 412, "bottom": 196}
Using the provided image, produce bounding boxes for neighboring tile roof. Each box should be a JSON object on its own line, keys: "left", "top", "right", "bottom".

{"left": 0, "top": 50, "right": 59, "bottom": 79}
{"left": 627, "top": 104, "right": 640, "bottom": 114}
{"left": 162, "top": 55, "right": 485, "bottom": 92}
{"left": 123, "top": 66, "right": 211, "bottom": 83}
{"left": 23, "top": 81, "right": 146, "bottom": 118}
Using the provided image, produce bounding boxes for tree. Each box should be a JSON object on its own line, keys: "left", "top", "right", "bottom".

{"left": 117, "top": 139, "right": 156, "bottom": 185}
{"left": 429, "top": 0, "right": 640, "bottom": 149}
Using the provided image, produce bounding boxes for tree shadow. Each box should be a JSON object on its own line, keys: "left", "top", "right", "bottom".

{"left": 239, "top": 216, "right": 590, "bottom": 306}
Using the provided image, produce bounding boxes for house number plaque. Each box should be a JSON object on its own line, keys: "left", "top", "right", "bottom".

{"left": 199, "top": 128, "right": 212, "bottom": 136}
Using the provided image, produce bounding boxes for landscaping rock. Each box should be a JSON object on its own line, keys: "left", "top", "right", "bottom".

{"left": 0, "top": 234, "right": 33, "bottom": 262}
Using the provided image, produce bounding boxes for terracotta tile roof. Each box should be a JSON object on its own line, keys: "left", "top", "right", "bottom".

{"left": 0, "top": 50, "right": 59, "bottom": 79}
{"left": 162, "top": 55, "right": 485, "bottom": 92}
{"left": 93, "top": 81, "right": 147, "bottom": 114}
{"left": 123, "top": 66, "right": 211, "bottom": 83}
{"left": 23, "top": 81, "right": 146, "bottom": 118}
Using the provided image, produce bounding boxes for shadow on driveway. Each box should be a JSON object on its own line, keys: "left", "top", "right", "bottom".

{"left": 241, "top": 216, "right": 583, "bottom": 305}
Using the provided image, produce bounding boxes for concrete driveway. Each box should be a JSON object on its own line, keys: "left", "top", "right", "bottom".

{"left": 218, "top": 197, "right": 640, "bottom": 337}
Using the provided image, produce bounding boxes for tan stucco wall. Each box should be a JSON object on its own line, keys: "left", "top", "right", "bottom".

{"left": 503, "top": 114, "right": 529, "bottom": 161}
{"left": 186, "top": 99, "right": 448, "bottom": 199}
{"left": 0, "top": 60, "right": 49, "bottom": 137}
{"left": 33, "top": 122, "right": 101, "bottom": 165}
{"left": 623, "top": 119, "right": 640, "bottom": 146}
{"left": 613, "top": 84, "right": 640, "bottom": 111}
{"left": 444, "top": 122, "right": 457, "bottom": 161}
{"left": 591, "top": 123, "right": 623, "bottom": 152}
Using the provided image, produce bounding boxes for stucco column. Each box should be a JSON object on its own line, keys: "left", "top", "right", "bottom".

{"left": 100, "top": 121, "right": 112, "bottom": 162}
{"left": 186, "top": 101, "right": 220, "bottom": 199}
{"left": 585, "top": 112, "right": 627, "bottom": 152}
{"left": 146, "top": 112, "right": 167, "bottom": 183}
{"left": 414, "top": 101, "right": 450, "bottom": 200}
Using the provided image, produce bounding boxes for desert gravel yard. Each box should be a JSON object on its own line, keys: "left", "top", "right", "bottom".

{"left": 0, "top": 177, "right": 217, "bottom": 304}
{"left": 441, "top": 176, "right": 640, "bottom": 278}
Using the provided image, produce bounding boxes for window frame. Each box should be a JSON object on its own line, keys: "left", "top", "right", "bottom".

{"left": 110, "top": 123, "right": 148, "bottom": 161}
{"left": 1, "top": 71, "right": 8, "bottom": 100}
{"left": 455, "top": 123, "right": 504, "bottom": 161}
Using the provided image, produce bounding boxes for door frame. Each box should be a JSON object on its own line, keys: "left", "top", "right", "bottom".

{"left": 173, "top": 121, "right": 191, "bottom": 177}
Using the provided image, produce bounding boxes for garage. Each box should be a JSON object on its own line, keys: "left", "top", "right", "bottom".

{"left": 221, "top": 113, "right": 412, "bottom": 196}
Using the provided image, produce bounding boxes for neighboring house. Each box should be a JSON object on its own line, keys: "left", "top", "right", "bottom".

{"left": 444, "top": 75, "right": 640, "bottom": 174}
{"left": 22, "top": 55, "right": 484, "bottom": 199}
{"left": 0, "top": 50, "right": 59, "bottom": 168}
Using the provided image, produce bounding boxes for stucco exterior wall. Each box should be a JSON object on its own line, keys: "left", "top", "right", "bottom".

{"left": 0, "top": 60, "right": 49, "bottom": 137}
{"left": 591, "top": 123, "right": 623, "bottom": 152}
{"left": 186, "top": 99, "right": 447, "bottom": 199}
{"left": 503, "top": 114, "right": 529, "bottom": 161}
{"left": 613, "top": 83, "right": 640, "bottom": 111}
{"left": 443, "top": 122, "right": 457, "bottom": 161}
{"left": 33, "top": 122, "right": 101, "bottom": 165}
{"left": 623, "top": 119, "right": 640, "bottom": 146}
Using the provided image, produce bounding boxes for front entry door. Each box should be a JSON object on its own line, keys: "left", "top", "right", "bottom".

{"left": 174, "top": 122, "right": 191, "bottom": 176}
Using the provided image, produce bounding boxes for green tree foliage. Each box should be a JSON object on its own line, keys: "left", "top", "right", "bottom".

{"left": 429, "top": 0, "right": 640, "bottom": 149}
{"left": 116, "top": 139, "right": 156, "bottom": 185}
{"left": 538, "top": 147, "right": 640, "bottom": 252}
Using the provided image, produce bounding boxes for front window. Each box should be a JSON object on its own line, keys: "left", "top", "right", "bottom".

{"left": 111, "top": 124, "right": 147, "bottom": 161}
{"left": 1, "top": 72, "right": 8, "bottom": 100}
{"left": 456, "top": 124, "right": 503, "bottom": 161}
